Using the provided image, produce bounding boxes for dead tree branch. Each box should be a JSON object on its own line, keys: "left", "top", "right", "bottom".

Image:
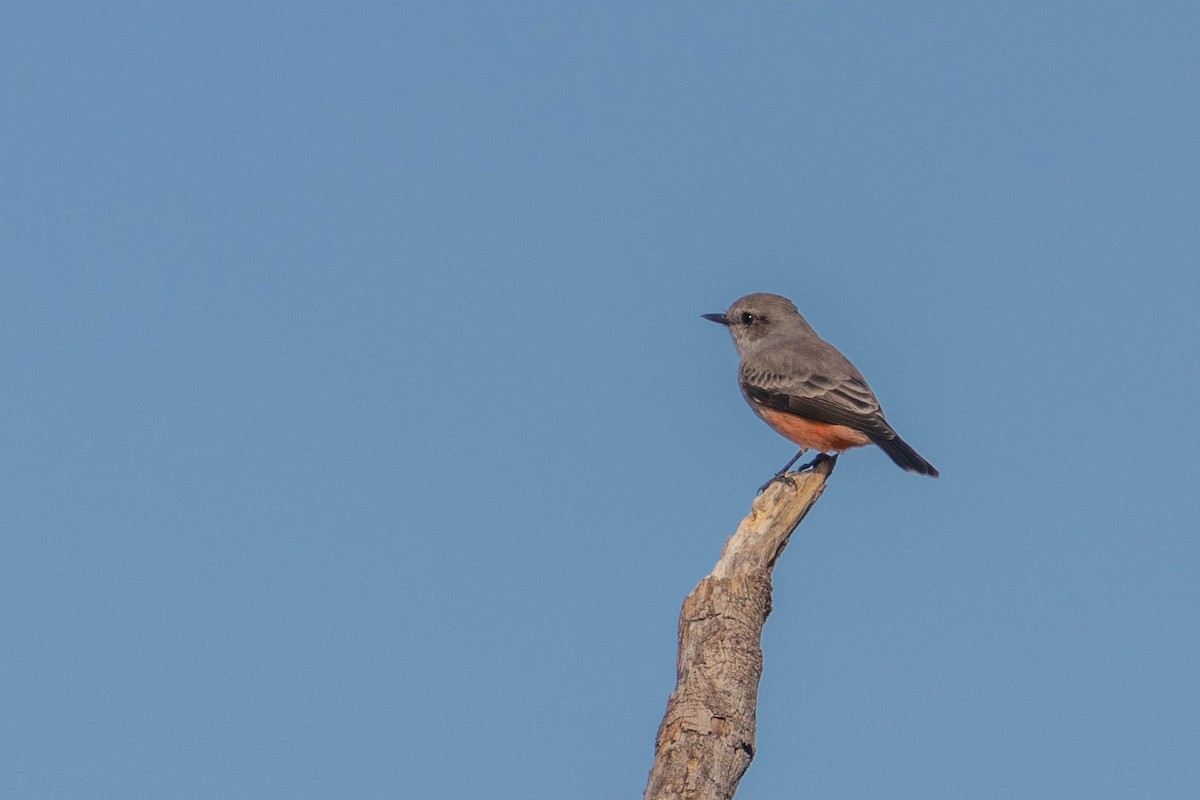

{"left": 644, "top": 456, "right": 836, "bottom": 800}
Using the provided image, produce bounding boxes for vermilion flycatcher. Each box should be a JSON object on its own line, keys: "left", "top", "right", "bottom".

{"left": 704, "top": 293, "right": 938, "bottom": 479}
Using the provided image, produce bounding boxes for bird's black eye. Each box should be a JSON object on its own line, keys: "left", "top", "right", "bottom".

{"left": 739, "top": 312, "right": 756, "bottom": 324}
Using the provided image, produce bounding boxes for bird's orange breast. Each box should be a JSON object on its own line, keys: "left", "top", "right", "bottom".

{"left": 755, "top": 406, "right": 871, "bottom": 452}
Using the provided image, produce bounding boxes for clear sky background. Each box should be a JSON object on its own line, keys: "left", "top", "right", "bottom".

{"left": 3, "top": 3, "right": 1198, "bottom": 798}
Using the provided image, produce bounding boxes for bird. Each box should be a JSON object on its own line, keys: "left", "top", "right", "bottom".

{"left": 703, "top": 292, "right": 938, "bottom": 482}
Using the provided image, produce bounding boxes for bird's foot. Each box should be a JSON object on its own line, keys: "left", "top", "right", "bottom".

{"left": 757, "top": 471, "right": 796, "bottom": 495}
{"left": 756, "top": 453, "right": 835, "bottom": 494}
{"left": 796, "top": 452, "right": 834, "bottom": 472}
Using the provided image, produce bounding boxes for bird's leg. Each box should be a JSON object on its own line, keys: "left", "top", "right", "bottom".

{"left": 775, "top": 448, "right": 807, "bottom": 475}
{"left": 796, "top": 452, "right": 837, "bottom": 472}
{"left": 757, "top": 451, "right": 839, "bottom": 494}
{"left": 757, "top": 448, "right": 807, "bottom": 494}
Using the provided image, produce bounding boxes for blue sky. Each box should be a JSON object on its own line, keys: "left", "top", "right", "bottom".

{"left": 3, "top": 2, "right": 1198, "bottom": 798}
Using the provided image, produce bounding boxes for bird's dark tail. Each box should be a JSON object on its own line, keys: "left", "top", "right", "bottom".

{"left": 870, "top": 433, "right": 939, "bottom": 478}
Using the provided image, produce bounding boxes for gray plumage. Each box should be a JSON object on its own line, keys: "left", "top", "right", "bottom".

{"left": 704, "top": 293, "right": 938, "bottom": 477}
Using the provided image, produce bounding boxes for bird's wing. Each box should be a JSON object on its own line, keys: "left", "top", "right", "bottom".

{"left": 739, "top": 357, "right": 896, "bottom": 438}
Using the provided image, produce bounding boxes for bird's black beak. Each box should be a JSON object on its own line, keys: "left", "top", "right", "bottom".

{"left": 701, "top": 312, "right": 729, "bottom": 326}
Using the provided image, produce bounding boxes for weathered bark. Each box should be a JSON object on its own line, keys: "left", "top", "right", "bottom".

{"left": 644, "top": 456, "right": 836, "bottom": 800}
